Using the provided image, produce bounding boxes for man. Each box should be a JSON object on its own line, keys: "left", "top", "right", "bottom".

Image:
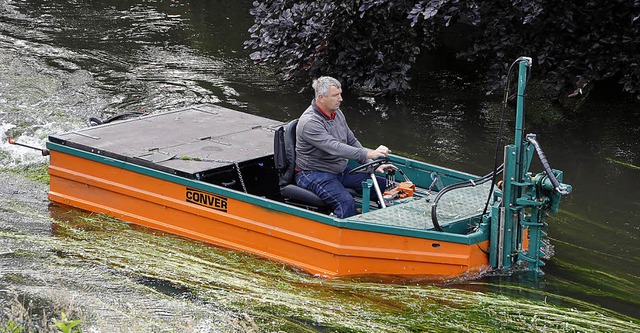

{"left": 295, "top": 76, "right": 396, "bottom": 218}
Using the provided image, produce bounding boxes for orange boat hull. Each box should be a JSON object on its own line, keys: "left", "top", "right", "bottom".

{"left": 48, "top": 149, "right": 490, "bottom": 280}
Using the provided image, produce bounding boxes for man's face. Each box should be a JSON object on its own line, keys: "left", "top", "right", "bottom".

{"left": 317, "top": 85, "right": 343, "bottom": 112}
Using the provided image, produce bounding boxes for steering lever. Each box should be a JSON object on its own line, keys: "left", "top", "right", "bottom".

{"left": 348, "top": 157, "right": 390, "bottom": 174}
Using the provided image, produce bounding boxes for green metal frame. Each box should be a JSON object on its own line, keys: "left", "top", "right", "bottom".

{"left": 488, "top": 58, "right": 572, "bottom": 273}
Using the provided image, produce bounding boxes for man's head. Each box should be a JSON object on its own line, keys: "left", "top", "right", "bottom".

{"left": 313, "top": 76, "right": 343, "bottom": 113}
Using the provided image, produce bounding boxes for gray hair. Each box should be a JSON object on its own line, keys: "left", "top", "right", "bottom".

{"left": 312, "top": 76, "right": 341, "bottom": 97}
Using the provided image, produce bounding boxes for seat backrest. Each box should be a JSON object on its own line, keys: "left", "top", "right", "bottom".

{"left": 274, "top": 119, "right": 298, "bottom": 188}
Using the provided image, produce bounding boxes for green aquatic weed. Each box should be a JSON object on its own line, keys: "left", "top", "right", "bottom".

{"left": 52, "top": 312, "right": 81, "bottom": 333}
{"left": 0, "top": 320, "right": 24, "bottom": 333}
{"left": 0, "top": 163, "right": 50, "bottom": 184}
{"left": 606, "top": 157, "right": 640, "bottom": 171}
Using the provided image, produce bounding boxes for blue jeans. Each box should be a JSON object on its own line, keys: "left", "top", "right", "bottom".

{"left": 295, "top": 167, "right": 386, "bottom": 218}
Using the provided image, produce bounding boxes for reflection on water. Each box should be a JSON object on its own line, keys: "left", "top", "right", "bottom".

{"left": 1, "top": 0, "right": 639, "bottom": 330}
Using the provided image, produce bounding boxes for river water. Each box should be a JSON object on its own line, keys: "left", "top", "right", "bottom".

{"left": 1, "top": 0, "right": 638, "bottom": 332}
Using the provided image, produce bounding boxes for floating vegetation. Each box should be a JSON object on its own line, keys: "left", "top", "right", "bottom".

{"left": 0, "top": 162, "right": 50, "bottom": 184}
{"left": 1, "top": 166, "right": 638, "bottom": 332}
{"left": 546, "top": 256, "right": 640, "bottom": 308}
{"left": 39, "top": 210, "right": 639, "bottom": 332}
{"left": 606, "top": 157, "right": 640, "bottom": 171}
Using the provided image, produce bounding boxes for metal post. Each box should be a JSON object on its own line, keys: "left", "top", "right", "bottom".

{"left": 361, "top": 179, "right": 373, "bottom": 213}
{"left": 514, "top": 59, "right": 529, "bottom": 154}
{"left": 496, "top": 58, "right": 531, "bottom": 270}
{"left": 370, "top": 174, "right": 386, "bottom": 208}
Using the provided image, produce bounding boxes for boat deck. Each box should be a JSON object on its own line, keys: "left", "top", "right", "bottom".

{"left": 347, "top": 182, "right": 490, "bottom": 230}
{"left": 48, "top": 105, "right": 282, "bottom": 179}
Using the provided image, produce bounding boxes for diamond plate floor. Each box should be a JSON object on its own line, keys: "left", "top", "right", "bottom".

{"left": 345, "top": 182, "right": 492, "bottom": 230}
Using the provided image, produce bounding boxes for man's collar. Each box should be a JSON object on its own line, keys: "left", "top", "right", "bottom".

{"left": 313, "top": 100, "right": 336, "bottom": 120}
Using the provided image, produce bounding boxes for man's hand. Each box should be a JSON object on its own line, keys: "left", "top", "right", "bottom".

{"left": 366, "top": 145, "right": 391, "bottom": 159}
{"left": 375, "top": 163, "right": 398, "bottom": 174}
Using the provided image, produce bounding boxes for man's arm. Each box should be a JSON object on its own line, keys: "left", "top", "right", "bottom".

{"left": 343, "top": 121, "right": 390, "bottom": 162}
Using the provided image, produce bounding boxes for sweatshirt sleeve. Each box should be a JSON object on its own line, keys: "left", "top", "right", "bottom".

{"left": 345, "top": 128, "right": 371, "bottom": 164}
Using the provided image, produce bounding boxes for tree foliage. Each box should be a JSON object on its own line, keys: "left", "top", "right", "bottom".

{"left": 245, "top": 0, "right": 640, "bottom": 101}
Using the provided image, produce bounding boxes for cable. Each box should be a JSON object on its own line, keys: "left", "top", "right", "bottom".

{"left": 89, "top": 111, "right": 146, "bottom": 126}
{"left": 481, "top": 58, "right": 531, "bottom": 217}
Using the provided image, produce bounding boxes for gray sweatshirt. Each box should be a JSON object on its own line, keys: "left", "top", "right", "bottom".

{"left": 295, "top": 102, "right": 369, "bottom": 174}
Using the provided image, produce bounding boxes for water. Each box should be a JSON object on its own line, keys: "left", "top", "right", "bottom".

{"left": 1, "top": 0, "right": 638, "bottom": 331}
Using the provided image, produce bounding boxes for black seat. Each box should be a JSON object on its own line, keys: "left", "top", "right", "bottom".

{"left": 274, "top": 119, "right": 331, "bottom": 209}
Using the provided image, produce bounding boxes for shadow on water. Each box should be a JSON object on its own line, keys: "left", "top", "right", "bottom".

{"left": 1, "top": 0, "right": 639, "bottom": 331}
